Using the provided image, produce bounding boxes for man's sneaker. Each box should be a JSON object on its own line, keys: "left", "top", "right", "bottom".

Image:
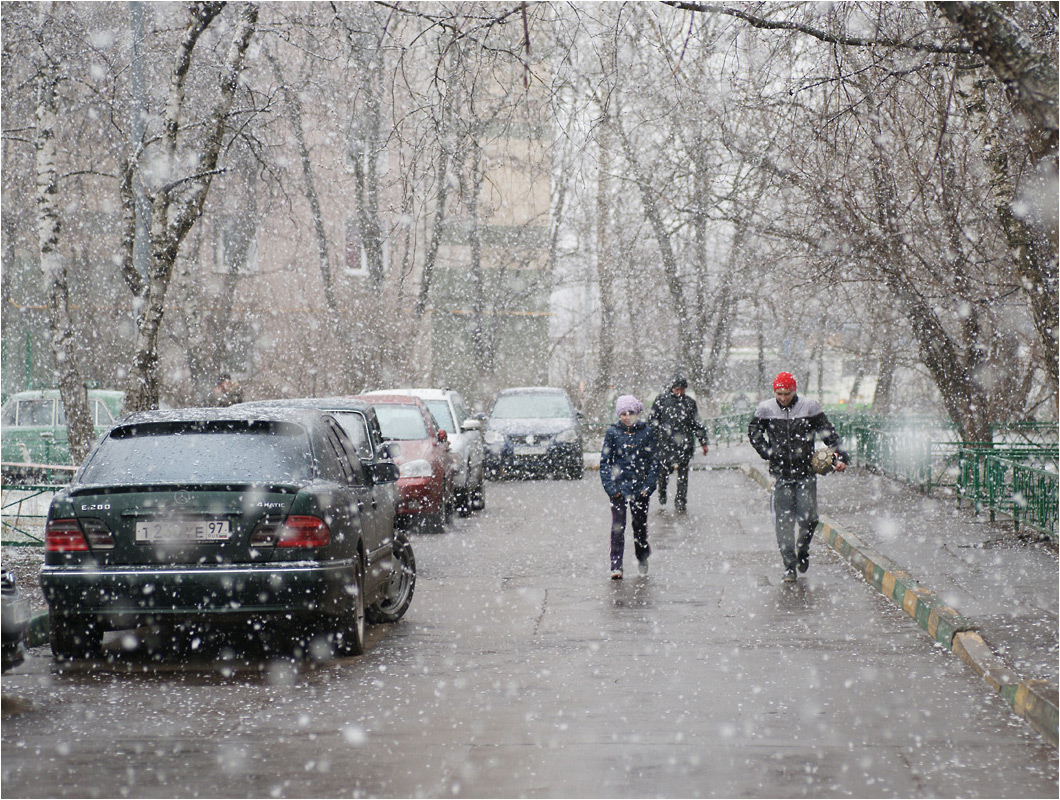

{"left": 611, "top": 569, "right": 623, "bottom": 580}
{"left": 782, "top": 569, "right": 797, "bottom": 584}
{"left": 637, "top": 560, "right": 649, "bottom": 577}
{"left": 797, "top": 555, "right": 809, "bottom": 574}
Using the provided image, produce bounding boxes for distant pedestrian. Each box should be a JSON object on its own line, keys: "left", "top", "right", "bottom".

{"left": 209, "top": 373, "right": 244, "bottom": 407}
{"left": 649, "top": 375, "right": 709, "bottom": 513}
{"left": 600, "top": 395, "right": 659, "bottom": 580}
{"left": 747, "top": 372, "right": 848, "bottom": 583}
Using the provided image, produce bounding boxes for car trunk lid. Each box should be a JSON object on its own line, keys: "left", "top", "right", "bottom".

{"left": 69, "top": 483, "right": 299, "bottom": 565}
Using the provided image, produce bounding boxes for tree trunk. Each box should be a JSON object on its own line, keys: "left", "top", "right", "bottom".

{"left": 592, "top": 117, "right": 617, "bottom": 412}
{"left": 614, "top": 119, "right": 695, "bottom": 376}
{"left": 124, "top": 3, "right": 257, "bottom": 413}
{"left": 35, "top": 60, "right": 94, "bottom": 464}
{"left": 872, "top": 335, "right": 897, "bottom": 414}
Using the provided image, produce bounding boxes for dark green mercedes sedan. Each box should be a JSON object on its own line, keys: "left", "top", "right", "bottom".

{"left": 40, "top": 407, "right": 415, "bottom": 661}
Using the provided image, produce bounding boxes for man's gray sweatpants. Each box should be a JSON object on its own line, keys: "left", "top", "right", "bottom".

{"left": 771, "top": 477, "right": 818, "bottom": 572}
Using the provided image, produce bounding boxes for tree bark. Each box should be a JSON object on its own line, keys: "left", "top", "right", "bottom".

{"left": 124, "top": 3, "right": 258, "bottom": 413}
{"left": 35, "top": 59, "right": 94, "bottom": 464}
{"left": 592, "top": 117, "right": 617, "bottom": 410}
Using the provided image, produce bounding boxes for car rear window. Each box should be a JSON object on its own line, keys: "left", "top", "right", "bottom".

{"left": 374, "top": 405, "right": 429, "bottom": 440}
{"left": 79, "top": 420, "right": 314, "bottom": 484}
{"left": 491, "top": 394, "right": 573, "bottom": 420}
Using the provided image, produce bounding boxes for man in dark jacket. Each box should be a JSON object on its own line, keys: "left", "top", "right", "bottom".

{"left": 747, "top": 371, "right": 848, "bottom": 583}
{"left": 649, "top": 376, "right": 709, "bottom": 513}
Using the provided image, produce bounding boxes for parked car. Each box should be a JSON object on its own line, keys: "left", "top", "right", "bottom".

{"left": 354, "top": 394, "right": 454, "bottom": 533}
{"left": 364, "top": 389, "right": 485, "bottom": 515}
{"left": 1, "top": 389, "right": 124, "bottom": 477}
{"left": 234, "top": 397, "right": 399, "bottom": 543}
{"left": 483, "top": 387, "right": 584, "bottom": 480}
{"left": 2, "top": 567, "right": 28, "bottom": 671}
{"left": 39, "top": 407, "right": 414, "bottom": 661}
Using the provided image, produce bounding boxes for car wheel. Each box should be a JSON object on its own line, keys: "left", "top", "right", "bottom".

{"left": 50, "top": 613, "right": 104, "bottom": 661}
{"left": 420, "top": 507, "right": 446, "bottom": 534}
{"left": 367, "top": 534, "right": 416, "bottom": 624}
{"left": 568, "top": 461, "right": 584, "bottom": 480}
{"left": 443, "top": 482, "right": 454, "bottom": 525}
{"left": 470, "top": 479, "right": 486, "bottom": 511}
{"left": 456, "top": 489, "right": 473, "bottom": 517}
{"left": 332, "top": 557, "right": 366, "bottom": 656}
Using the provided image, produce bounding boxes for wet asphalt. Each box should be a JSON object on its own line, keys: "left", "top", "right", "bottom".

{"left": 1, "top": 467, "right": 1057, "bottom": 798}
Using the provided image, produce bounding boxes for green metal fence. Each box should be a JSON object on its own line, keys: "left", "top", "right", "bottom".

{"left": 827, "top": 413, "right": 1058, "bottom": 540}
{"left": 709, "top": 413, "right": 754, "bottom": 446}
{"left": 1, "top": 483, "right": 57, "bottom": 546}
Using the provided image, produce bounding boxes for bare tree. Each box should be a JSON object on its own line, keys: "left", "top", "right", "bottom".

{"left": 122, "top": 3, "right": 259, "bottom": 413}
{"left": 34, "top": 51, "right": 94, "bottom": 462}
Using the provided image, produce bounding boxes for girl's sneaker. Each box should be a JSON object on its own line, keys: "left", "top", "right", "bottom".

{"left": 610, "top": 569, "right": 623, "bottom": 580}
{"left": 637, "top": 560, "right": 649, "bottom": 576}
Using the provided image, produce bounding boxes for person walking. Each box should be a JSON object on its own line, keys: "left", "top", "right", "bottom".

{"left": 649, "top": 375, "right": 709, "bottom": 513}
{"left": 600, "top": 395, "right": 659, "bottom": 580}
{"left": 747, "top": 372, "right": 848, "bottom": 583}
{"left": 209, "top": 373, "right": 244, "bottom": 407}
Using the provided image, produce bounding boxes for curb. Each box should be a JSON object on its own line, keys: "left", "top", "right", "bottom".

{"left": 740, "top": 463, "right": 1059, "bottom": 749}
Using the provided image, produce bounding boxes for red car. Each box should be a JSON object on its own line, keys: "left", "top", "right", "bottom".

{"left": 355, "top": 394, "right": 454, "bottom": 533}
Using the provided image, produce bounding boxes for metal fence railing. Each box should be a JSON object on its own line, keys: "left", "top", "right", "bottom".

{"left": 826, "top": 414, "right": 1058, "bottom": 541}
{"left": 1, "top": 483, "right": 60, "bottom": 546}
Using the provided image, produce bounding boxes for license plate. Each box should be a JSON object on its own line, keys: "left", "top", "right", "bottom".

{"left": 516, "top": 445, "right": 547, "bottom": 456}
{"left": 135, "top": 519, "right": 231, "bottom": 543}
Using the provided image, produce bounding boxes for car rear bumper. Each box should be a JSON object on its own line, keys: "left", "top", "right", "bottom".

{"left": 396, "top": 477, "right": 443, "bottom": 515}
{"left": 40, "top": 561, "right": 357, "bottom": 621}
{"left": 2, "top": 594, "right": 29, "bottom": 671}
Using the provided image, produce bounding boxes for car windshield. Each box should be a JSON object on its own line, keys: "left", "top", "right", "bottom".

{"left": 490, "top": 393, "right": 572, "bottom": 420}
{"left": 327, "top": 411, "right": 373, "bottom": 458}
{"left": 374, "top": 405, "right": 429, "bottom": 440}
{"left": 424, "top": 400, "right": 455, "bottom": 433}
{"left": 78, "top": 420, "right": 313, "bottom": 484}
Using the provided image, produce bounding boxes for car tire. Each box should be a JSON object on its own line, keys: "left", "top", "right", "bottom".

{"left": 443, "top": 484, "right": 454, "bottom": 525}
{"left": 332, "top": 557, "right": 366, "bottom": 656}
{"left": 50, "top": 613, "right": 104, "bottom": 661}
{"left": 470, "top": 479, "right": 486, "bottom": 511}
{"left": 456, "top": 489, "right": 473, "bottom": 517}
{"left": 421, "top": 507, "right": 446, "bottom": 534}
{"left": 567, "top": 461, "right": 583, "bottom": 480}
{"left": 367, "top": 534, "right": 416, "bottom": 624}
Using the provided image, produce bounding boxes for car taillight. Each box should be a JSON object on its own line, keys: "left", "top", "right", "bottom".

{"left": 45, "top": 519, "right": 89, "bottom": 552}
{"left": 80, "top": 518, "right": 115, "bottom": 549}
{"left": 253, "top": 515, "right": 330, "bottom": 548}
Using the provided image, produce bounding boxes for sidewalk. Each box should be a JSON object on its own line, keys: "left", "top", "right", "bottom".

{"left": 587, "top": 443, "right": 1058, "bottom": 745}
{"left": 712, "top": 443, "right": 1059, "bottom": 746}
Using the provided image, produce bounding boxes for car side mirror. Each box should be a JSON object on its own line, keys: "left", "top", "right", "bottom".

{"left": 461, "top": 418, "right": 482, "bottom": 431}
{"left": 367, "top": 462, "right": 399, "bottom": 484}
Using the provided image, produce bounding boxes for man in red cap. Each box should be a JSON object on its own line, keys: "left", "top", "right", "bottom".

{"left": 747, "top": 371, "right": 848, "bottom": 583}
